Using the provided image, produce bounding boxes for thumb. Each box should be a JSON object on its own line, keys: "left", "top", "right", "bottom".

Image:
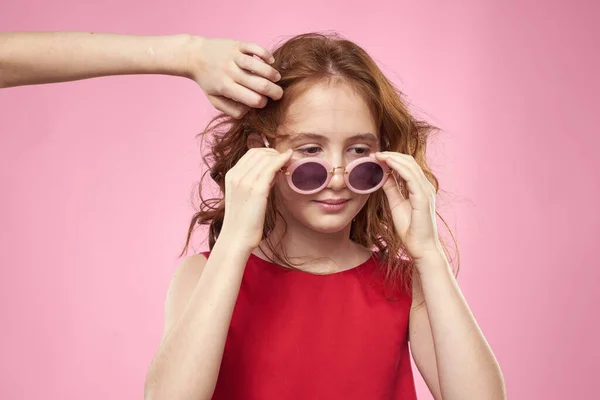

{"left": 208, "top": 95, "right": 249, "bottom": 119}
{"left": 269, "top": 149, "right": 293, "bottom": 187}
{"left": 382, "top": 174, "right": 405, "bottom": 210}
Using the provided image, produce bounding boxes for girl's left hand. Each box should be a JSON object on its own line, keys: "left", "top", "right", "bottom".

{"left": 375, "top": 152, "right": 443, "bottom": 265}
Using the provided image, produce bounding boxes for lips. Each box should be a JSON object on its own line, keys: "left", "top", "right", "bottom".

{"left": 315, "top": 199, "right": 349, "bottom": 205}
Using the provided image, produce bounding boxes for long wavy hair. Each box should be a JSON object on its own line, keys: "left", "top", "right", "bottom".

{"left": 181, "top": 32, "right": 458, "bottom": 292}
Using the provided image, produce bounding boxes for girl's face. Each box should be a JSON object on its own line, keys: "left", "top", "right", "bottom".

{"left": 274, "top": 81, "right": 380, "bottom": 234}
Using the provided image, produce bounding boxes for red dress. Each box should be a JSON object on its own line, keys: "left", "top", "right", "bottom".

{"left": 203, "top": 251, "right": 417, "bottom": 400}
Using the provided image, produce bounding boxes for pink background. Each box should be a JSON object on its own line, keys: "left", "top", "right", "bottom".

{"left": 1, "top": 0, "right": 598, "bottom": 399}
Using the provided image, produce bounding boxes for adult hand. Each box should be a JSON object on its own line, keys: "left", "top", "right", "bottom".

{"left": 186, "top": 37, "right": 284, "bottom": 119}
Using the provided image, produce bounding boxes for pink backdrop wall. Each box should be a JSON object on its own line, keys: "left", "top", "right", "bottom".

{"left": 1, "top": 0, "right": 598, "bottom": 399}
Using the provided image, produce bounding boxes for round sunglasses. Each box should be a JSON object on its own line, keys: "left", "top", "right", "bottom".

{"left": 281, "top": 156, "right": 392, "bottom": 195}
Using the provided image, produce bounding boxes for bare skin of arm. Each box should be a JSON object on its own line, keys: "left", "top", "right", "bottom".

{"left": 0, "top": 32, "right": 192, "bottom": 87}
{"left": 143, "top": 239, "right": 251, "bottom": 400}
{"left": 0, "top": 31, "right": 283, "bottom": 117}
{"left": 409, "top": 254, "right": 506, "bottom": 400}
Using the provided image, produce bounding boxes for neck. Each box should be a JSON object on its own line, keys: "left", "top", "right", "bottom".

{"left": 257, "top": 213, "right": 370, "bottom": 273}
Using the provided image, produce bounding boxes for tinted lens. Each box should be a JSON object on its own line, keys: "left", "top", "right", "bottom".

{"left": 348, "top": 162, "right": 384, "bottom": 191}
{"left": 291, "top": 162, "right": 328, "bottom": 191}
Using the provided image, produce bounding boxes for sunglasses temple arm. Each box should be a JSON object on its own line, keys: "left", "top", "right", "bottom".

{"left": 262, "top": 135, "right": 270, "bottom": 148}
{"left": 260, "top": 136, "right": 288, "bottom": 174}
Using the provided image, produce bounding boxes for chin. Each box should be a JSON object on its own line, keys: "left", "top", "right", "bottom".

{"left": 300, "top": 216, "right": 352, "bottom": 234}
{"left": 293, "top": 205, "right": 359, "bottom": 234}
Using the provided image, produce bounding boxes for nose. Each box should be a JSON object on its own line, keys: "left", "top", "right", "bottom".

{"left": 327, "top": 165, "right": 347, "bottom": 191}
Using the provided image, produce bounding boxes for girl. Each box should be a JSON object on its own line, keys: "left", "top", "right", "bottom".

{"left": 1, "top": 31, "right": 505, "bottom": 399}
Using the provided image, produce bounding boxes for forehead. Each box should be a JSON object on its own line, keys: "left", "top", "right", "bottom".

{"left": 281, "top": 82, "right": 378, "bottom": 141}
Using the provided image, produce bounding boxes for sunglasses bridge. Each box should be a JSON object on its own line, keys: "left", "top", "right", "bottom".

{"left": 330, "top": 166, "right": 349, "bottom": 175}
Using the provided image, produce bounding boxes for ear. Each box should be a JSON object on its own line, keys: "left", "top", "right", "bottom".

{"left": 247, "top": 132, "right": 270, "bottom": 149}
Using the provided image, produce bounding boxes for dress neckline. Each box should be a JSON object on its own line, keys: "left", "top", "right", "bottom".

{"left": 248, "top": 251, "right": 376, "bottom": 276}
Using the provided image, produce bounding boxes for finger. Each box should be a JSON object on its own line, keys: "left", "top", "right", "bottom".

{"left": 208, "top": 95, "right": 249, "bottom": 119}
{"left": 226, "top": 148, "right": 271, "bottom": 190}
{"left": 262, "top": 149, "right": 294, "bottom": 187}
{"left": 242, "top": 148, "right": 291, "bottom": 182}
{"left": 234, "top": 69, "right": 283, "bottom": 101}
{"left": 240, "top": 149, "right": 293, "bottom": 192}
{"left": 398, "top": 155, "right": 436, "bottom": 194}
{"left": 234, "top": 54, "right": 281, "bottom": 83}
{"left": 381, "top": 173, "right": 406, "bottom": 207}
{"left": 379, "top": 158, "right": 430, "bottom": 211}
{"left": 221, "top": 81, "right": 269, "bottom": 109}
{"left": 235, "top": 147, "right": 274, "bottom": 172}
{"left": 238, "top": 41, "right": 275, "bottom": 64}
{"left": 235, "top": 147, "right": 281, "bottom": 176}
{"left": 376, "top": 152, "right": 429, "bottom": 192}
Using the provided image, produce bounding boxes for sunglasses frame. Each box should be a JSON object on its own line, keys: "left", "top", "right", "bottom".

{"left": 281, "top": 157, "right": 392, "bottom": 195}
{"left": 261, "top": 134, "right": 392, "bottom": 195}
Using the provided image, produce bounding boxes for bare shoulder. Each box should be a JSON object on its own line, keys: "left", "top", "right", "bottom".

{"left": 161, "top": 253, "right": 209, "bottom": 339}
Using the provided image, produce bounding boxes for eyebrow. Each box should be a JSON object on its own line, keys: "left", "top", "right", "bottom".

{"left": 285, "top": 132, "right": 379, "bottom": 144}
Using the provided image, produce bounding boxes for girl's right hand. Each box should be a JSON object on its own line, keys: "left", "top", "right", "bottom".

{"left": 186, "top": 37, "right": 284, "bottom": 119}
{"left": 219, "top": 147, "right": 293, "bottom": 252}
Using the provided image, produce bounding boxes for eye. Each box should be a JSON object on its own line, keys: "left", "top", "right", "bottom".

{"left": 349, "top": 146, "right": 371, "bottom": 155}
{"left": 297, "top": 146, "right": 322, "bottom": 155}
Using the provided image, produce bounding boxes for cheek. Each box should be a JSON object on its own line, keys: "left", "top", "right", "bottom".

{"left": 274, "top": 174, "right": 292, "bottom": 196}
{"left": 274, "top": 176, "right": 302, "bottom": 205}
{"left": 274, "top": 177, "right": 316, "bottom": 214}
{"left": 354, "top": 194, "right": 370, "bottom": 209}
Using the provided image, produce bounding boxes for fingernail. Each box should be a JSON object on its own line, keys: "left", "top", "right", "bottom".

{"left": 275, "top": 73, "right": 281, "bottom": 81}
{"left": 269, "top": 56, "right": 275, "bottom": 64}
